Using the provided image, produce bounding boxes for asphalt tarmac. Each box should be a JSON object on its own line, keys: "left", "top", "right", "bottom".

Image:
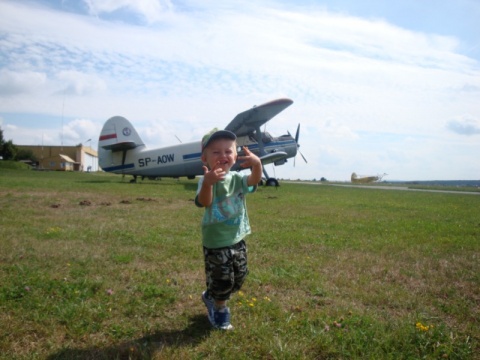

{"left": 287, "top": 182, "right": 480, "bottom": 195}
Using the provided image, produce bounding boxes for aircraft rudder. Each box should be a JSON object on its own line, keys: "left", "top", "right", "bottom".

{"left": 97, "top": 116, "right": 145, "bottom": 172}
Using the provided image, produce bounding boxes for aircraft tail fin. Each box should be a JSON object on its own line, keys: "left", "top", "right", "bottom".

{"left": 99, "top": 116, "right": 144, "bottom": 151}
{"left": 98, "top": 116, "right": 145, "bottom": 173}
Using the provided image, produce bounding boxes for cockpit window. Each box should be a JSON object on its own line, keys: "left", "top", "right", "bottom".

{"left": 262, "top": 132, "right": 273, "bottom": 143}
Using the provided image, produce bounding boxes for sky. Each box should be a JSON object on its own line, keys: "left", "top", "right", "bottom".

{"left": 1, "top": 0, "right": 479, "bottom": 181}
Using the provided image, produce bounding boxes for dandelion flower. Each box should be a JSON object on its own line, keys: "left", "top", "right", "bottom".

{"left": 415, "top": 322, "right": 431, "bottom": 332}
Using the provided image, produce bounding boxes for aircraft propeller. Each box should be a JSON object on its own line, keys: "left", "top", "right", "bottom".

{"left": 289, "top": 124, "right": 307, "bottom": 166}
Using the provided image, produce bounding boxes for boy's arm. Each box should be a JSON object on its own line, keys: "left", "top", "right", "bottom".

{"left": 196, "top": 163, "right": 225, "bottom": 207}
{"left": 247, "top": 159, "right": 262, "bottom": 187}
{"left": 239, "top": 146, "right": 262, "bottom": 187}
{"left": 196, "top": 177, "right": 213, "bottom": 207}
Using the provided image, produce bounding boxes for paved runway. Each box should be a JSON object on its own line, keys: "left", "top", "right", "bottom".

{"left": 286, "top": 181, "right": 480, "bottom": 195}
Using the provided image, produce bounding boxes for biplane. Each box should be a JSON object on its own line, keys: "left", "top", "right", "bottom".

{"left": 97, "top": 98, "right": 305, "bottom": 186}
{"left": 351, "top": 172, "right": 387, "bottom": 184}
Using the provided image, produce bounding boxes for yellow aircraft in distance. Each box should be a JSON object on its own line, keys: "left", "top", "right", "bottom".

{"left": 351, "top": 172, "right": 387, "bottom": 184}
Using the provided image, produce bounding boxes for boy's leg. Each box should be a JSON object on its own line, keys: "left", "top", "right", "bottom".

{"left": 232, "top": 240, "right": 248, "bottom": 294}
{"left": 201, "top": 290, "right": 215, "bottom": 326}
{"left": 203, "top": 246, "right": 235, "bottom": 302}
{"left": 203, "top": 245, "right": 237, "bottom": 329}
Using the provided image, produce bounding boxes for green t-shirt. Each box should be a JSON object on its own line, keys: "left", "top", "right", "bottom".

{"left": 195, "top": 172, "right": 256, "bottom": 249}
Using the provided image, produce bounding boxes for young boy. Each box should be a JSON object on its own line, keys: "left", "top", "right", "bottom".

{"left": 195, "top": 128, "right": 262, "bottom": 330}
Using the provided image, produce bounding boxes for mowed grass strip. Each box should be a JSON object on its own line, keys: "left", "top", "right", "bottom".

{"left": 0, "top": 168, "right": 478, "bottom": 359}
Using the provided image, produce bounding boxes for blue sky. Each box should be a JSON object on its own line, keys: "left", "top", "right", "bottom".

{"left": 1, "top": 0, "right": 479, "bottom": 181}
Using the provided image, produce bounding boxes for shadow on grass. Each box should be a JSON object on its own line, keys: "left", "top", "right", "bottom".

{"left": 47, "top": 314, "right": 212, "bottom": 360}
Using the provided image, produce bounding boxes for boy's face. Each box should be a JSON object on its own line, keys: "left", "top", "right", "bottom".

{"left": 201, "top": 138, "right": 237, "bottom": 173}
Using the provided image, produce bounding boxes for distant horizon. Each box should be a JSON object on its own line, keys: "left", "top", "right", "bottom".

{"left": 1, "top": 155, "right": 479, "bottom": 183}
{"left": 284, "top": 178, "right": 480, "bottom": 183}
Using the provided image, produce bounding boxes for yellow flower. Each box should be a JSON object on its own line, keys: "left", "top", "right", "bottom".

{"left": 416, "top": 322, "right": 431, "bottom": 332}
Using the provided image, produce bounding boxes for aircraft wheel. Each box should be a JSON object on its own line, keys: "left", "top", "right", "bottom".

{"left": 265, "top": 178, "right": 279, "bottom": 187}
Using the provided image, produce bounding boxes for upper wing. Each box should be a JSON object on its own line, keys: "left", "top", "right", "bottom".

{"left": 225, "top": 98, "right": 293, "bottom": 137}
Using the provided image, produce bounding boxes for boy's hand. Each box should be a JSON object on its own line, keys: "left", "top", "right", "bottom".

{"left": 202, "top": 162, "right": 226, "bottom": 186}
{"left": 239, "top": 146, "right": 263, "bottom": 186}
{"left": 239, "top": 146, "right": 261, "bottom": 169}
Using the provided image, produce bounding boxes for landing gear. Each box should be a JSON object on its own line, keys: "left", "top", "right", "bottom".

{"left": 261, "top": 167, "right": 279, "bottom": 187}
{"left": 265, "top": 178, "right": 279, "bottom": 187}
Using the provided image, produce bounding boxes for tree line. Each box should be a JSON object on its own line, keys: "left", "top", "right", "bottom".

{"left": 0, "top": 127, "right": 37, "bottom": 162}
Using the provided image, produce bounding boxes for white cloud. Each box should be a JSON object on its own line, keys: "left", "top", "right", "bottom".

{"left": 446, "top": 115, "right": 480, "bottom": 135}
{"left": 3, "top": 123, "right": 55, "bottom": 145}
{"left": 321, "top": 119, "right": 359, "bottom": 139}
{"left": 83, "top": 0, "right": 174, "bottom": 24}
{"left": 4, "top": 123, "right": 17, "bottom": 133}
{"left": 0, "top": 70, "right": 47, "bottom": 96}
{"left": 56, "top": 71, "right": 107, "bottom": 96}
{"left": 62, "top": 118, "right": 102, "bottom": 144}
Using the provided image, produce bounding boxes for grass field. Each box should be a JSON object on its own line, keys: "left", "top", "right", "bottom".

{"left": 0, "top": 168, "right": 478, "bottom": 359}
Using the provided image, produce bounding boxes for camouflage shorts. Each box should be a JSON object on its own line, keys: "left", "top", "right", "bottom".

{"left": 203, "top": 240, "right": 248, "bottom": 301}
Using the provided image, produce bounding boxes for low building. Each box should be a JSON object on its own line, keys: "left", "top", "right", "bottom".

{"left": 16, "top": 145, "right": 98, "bottom": 172}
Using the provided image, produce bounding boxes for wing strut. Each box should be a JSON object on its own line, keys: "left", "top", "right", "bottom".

{"left": 254, "top": 126, "right": 266, "bottom": 156}
{"left": 254, "top": 125, "right": 279, "bottom": 187}
{"left": 122, "top": 150, "right": 127, "bottom": 169}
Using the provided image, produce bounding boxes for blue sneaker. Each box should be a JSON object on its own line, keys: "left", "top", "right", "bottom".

{"left": 214, "top": 307, "right": 234, "bottom": 330}
{"left": 202, "top": 291, "right": 215, "bottom": 327}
